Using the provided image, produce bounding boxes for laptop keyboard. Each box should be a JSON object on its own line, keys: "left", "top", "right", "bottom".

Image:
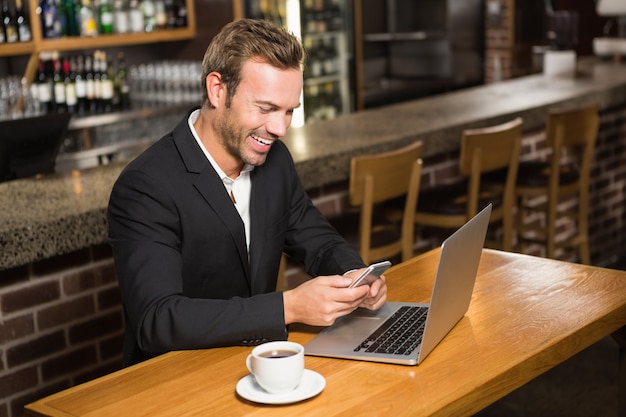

{"left": 354, "top": 306, "right": 429, "bottom": 355}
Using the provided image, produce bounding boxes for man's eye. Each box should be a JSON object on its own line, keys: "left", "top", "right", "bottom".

{"left": 259, "top": 107, "right": 273, "bottom": 113}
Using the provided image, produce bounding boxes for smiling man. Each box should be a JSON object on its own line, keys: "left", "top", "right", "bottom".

{"left": 107, "top": 19, "right": 387, "bottom": 366}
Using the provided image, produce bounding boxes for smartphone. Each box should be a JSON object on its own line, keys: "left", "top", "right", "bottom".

{"left": 348, "top": 260, "right": 391, "bottom": 288}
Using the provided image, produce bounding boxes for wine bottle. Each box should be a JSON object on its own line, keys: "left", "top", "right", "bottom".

{"left": 3, "top": 0, "right": 18, "bottom": 43}
{"left": 52, "top": 52, "right": 67, "bottom": 112}
{"left": 36, "top": 55, "right": 54, "bottom": 113}
{"left": 92, "top": 51, "right": 102, "bottom": 112}
{"left": 84, "top": 53, "right": 96, "bottom": 112}
{"left": 63, "top": 0, "right": 78, "bottom": 36}
{"left": 99, "top": 51, "right": 114, "bottom": 112}
{"left": 64, "top": 56, "right": 77, "bottom": 113}
{"left": 0, "top": 0, "right": 6, "bottom": 44}
{"left": 74, "top": 54, "right": 87, "bottom": 114}
{"left": 164, "top": 0, "right": 174, "bottom": 28}
{"left": 115, "top": 51, "right": 130, "bottom": 110}
{"left": 15, "top": 0, "right": 31, "bottom": 41}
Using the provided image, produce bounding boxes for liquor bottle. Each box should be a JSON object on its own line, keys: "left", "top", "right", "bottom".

{"left": 115, "top": 51, "right": 130, "bottom": 109}
{"left": 154, "top": 0, "right": 165, "bottom": 30}
{"left": 142, "top": 0, "right": 155, "bottom": 31}
{"left": 41, "top": 0, "right": 59, "bottom": 38}
{"left": 0, "top": 1, "right": 6, "bottom": 44}
{"left": 98, "top": 0, "right": 113, "bottom": 34}
{"left": 3, "top": 0, "right": 18, "bottom": 42}
{"left": 52, "top": 52, "right": 67, "bottom": 112}
{"left": 74, "top": 54, "right": 87, "bottom": 113}
{"left": 127, "top": 0, "right": 142, "bottom": 32}
{"left": 322, "top": 37, "right": 338, "bottom": 76}
{"left": 113, "top": 0, "right": 128, "bottom": 33}
{"left": 163, "top": 0, "right": 174, "bottom": 28}
{"left": 84, "top": 53, "right": 96, "bottom": 112}
{"left": 79, "top": 0, "right": 97, "bottom": 36}
{"left": 309, "top": 39, "right": 323, "bottom": 78}
{"left": 92, "top": 51, "right": 102, "bottom": 111}
{"left": 99, "top": 51, "right": 114, "bottom": 112}
{"left": 64, "top": 56, "right": 77, "bottom": 113}
{"left": 54, "top": 0, "right": 67, "bottom": 36}
{"left": 173, "top": 0, "right": 185, "bottom": 27}
{"left": 63, "top": 0, "right": 78, "bottom": 36}
{"left": 36, "top": 56, "right": 54, "bottom": 113}
{"left": 15, "top": 0, "right": 31, "bottom": 41}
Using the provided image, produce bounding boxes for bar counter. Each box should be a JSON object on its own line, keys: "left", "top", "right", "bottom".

{"left": 2, "top": 59, "right": 626, "bottom": 270}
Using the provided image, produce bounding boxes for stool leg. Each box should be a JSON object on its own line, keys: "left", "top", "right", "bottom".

{"left": 612, "top": 326, "right": 626, "bottom": 417}
{"left": 516, "top": 194, "right": 526, "bottom": 253}
{"left": 547, "top": 194, "right": 557, "bottom": 260}
{"left": 579, "top": 196, "right": 591, "bottom": 265}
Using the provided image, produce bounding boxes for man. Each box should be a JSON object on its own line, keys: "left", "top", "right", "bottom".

{"left": 108, "top": 18, "right": 387, "bottom": 366}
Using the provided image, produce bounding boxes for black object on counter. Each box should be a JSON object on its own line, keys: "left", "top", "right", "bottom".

{"left": 0, "top": 113, "right": 71, "bottom": 182}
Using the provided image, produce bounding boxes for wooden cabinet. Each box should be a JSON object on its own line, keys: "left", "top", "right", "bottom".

{"left": 0, "top": 0, "right": 196, "bottom": 81}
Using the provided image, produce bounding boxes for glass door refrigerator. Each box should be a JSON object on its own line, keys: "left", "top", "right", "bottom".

{"left": 234, "top": 0, "right": 354, "bottom": 127}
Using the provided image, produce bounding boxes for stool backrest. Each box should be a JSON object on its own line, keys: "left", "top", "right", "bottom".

{"left": 349, "top": 141, "right": 423, "bottom": 263}
{"left": 460, "top": 117, "right": 523, "bottom": 218}
{"left": 546, "top": 102, "right": 599, "bottom": 197}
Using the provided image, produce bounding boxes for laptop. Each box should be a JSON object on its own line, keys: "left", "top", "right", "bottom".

{"left": 305, "top": 203, "right": 492, "bottom": 365}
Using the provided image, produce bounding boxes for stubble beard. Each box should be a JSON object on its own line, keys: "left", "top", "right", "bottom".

{"left": 216, "top": 108, "right": 269, "bottom": 168}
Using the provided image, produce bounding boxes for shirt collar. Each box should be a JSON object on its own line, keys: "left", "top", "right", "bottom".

{"left": 188, "top": 109, "right": 254, "bottom": 180}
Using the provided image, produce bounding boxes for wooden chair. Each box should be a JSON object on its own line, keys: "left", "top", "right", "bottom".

{"left": 515, "top": 102, "right": 599, "bottom": 264}
{"left": 415, "top": 117, "right": 523, "bottom": 251}
{"left": 348, "top": 141, "right": 423, "bottom": 264}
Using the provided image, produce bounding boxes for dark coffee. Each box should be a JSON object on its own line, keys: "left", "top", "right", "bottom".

{"left": 258, "top": 349, "right": 297, "bottom": 359}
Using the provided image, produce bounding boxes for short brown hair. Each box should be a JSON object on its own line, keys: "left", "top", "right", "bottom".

{"left": 200, "top": 19, "right": 305, "bottom": 108}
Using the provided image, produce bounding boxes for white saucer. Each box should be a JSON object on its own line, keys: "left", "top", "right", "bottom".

{"left": 236, "top": 369, "right": 325, "bottom": 405}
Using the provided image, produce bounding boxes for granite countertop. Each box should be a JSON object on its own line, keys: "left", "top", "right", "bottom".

{"left": 2, "top": 60, "right": 626, "bottom": 270}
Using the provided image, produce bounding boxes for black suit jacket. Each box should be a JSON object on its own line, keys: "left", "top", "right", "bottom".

{"left": 108, "top": 108, "right": 364, "bottom": 365}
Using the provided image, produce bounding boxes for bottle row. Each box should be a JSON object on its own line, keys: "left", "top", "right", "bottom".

{"left": 304, "top": 80, "right": 342, "bottom": 123}
{"left": 33, "top": 49, "right": 130, "bottom": 115}
{"left": 302, "top": 0, "right": 343, "bottom": 34}
{"left": 38, "top": 0, "right": 187, "bottom": 39}
{"left": 0, "top": 0, "right": 32, "bottom": 43}
{"left": 0, "top": 52, "right": 203, "bottom": 120}
{"left": 246, "top": 0, "right": 343, "bottom": 35}
{"left": 303, "top": 35, "right": 342, "bottom": 79}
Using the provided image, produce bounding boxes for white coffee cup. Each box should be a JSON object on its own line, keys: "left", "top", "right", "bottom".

{"left": 246, "top": 341, "right": 305, "bottom": 394}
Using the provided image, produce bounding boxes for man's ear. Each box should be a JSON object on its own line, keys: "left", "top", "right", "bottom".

{"left": 206, "top": 72, "right": 225, "bottom": 108}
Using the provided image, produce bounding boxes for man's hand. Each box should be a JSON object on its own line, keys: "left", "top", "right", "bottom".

{"left": 282, "top": 270, "right": 387, "bottom": 326}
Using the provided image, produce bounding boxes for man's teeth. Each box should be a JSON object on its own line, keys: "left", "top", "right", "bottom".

{"left": 252, "top": 135, "right": 272, "bottom": 146}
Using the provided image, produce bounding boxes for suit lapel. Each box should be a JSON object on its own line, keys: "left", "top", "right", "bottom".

{"left": 172, "top": 109, "right": 251, "bottom": 285}
{"left": 248, "top": 169, "right": 267, "bottom": 290}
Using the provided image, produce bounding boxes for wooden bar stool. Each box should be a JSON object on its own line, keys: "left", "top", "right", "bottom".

{"left": 515, "top": 102, "right": 599, "bottom": 264}
{"left": 334, "top": 141, "right": 423, "bottom": 265}
{"left": 415, "top": 118, "right": 523, "bottom": 252}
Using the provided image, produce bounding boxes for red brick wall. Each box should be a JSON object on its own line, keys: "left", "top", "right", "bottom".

{"left": 485, "top": 0, "right": 516, "bottom": 82}
{"left": 0, "top": 245, "right": 124, "bottom": 417}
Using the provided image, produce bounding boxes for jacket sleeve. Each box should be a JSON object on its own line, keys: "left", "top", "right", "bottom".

{"left": 270, "top": 141, "right": 366, "bottom": 277}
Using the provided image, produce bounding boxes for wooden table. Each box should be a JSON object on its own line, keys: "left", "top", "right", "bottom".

{"left": 25, "top": 249, "right": 626, "bottom": 417}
